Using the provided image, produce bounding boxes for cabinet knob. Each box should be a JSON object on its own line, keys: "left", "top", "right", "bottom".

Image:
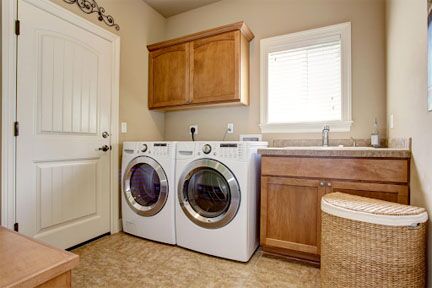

{"left": 320, "top": 181, "right": 325, "bottom": 187}
{"left": 327, "top": 182, "right": 332, "bottom": 187}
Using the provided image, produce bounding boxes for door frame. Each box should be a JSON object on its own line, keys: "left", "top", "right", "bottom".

{"left": 1, "top": 0, "right": 121, "bottom": 235}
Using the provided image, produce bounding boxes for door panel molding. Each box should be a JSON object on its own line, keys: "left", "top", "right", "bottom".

{"left": 1, "top": 0, "right": 120, "bottom": 239}
{"left": 37, "top": 30, "right": 100, "bottom": 135}
{"left": 36, "top": 159, "right": 98, "bottom": 231}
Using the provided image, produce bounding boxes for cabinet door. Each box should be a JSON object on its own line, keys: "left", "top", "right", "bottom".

{"left": 327, "top": 180, "right": 409, "bottom": 204}
{"left": 148, "top": 43, "right": 190, "bottom": 109}
{"left": 261, "top": 177, "right": 326, "bottom": 260}
{"left": 190, "top": 31, "right": 240, "bottom": 104}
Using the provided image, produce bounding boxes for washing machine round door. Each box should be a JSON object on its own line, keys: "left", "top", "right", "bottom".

{"left": 123, "top": 156, "right": 168, "bottom": 216}
{"left": 178, "top": 159, "right": 240, "bottom": 229}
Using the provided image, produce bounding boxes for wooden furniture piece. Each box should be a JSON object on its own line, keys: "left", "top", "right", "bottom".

{"left": 147, "top": 21, "right": 254, "bottom": 111}
{"left": 260, "top": 154, "right": 411, "bottom": 263}
{"left": 0, "top": 227, "right": 79, "bottom": 288}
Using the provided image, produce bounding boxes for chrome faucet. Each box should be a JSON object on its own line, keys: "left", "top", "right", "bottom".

{"left": 322, "top": 125, "right": 330, "bottom": 147}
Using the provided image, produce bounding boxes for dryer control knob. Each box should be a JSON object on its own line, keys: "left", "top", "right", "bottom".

{"left": 141, "top": 144, "right": 148, "bottom": 153}
{"left": 202, "top": 144, "right": 212, "bottom": 154}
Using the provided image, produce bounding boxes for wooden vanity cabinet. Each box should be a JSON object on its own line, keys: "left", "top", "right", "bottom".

{"left": 147, "top": 22, "right": 253, "bottom": 110}
{"left": 260, "top": 155, "right": 410, "bottom": 263}
{"left": 327, "top": 180, "right": 409, "bottom": 204}
{"left": 261, "top": 177, "right": 326, "bottom": 262}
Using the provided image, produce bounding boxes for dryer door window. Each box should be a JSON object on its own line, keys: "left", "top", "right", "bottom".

{"left": 130, "top": 163, "right": 160, "bottom": 207}
{"left": 124, "top": 156, "right": 168, "bottom": 216}
{"left": 178, "top": 159, "right": 240, "bottom": 229}
{"left": 186, "top": 168, "right": 231, "bottom": 218}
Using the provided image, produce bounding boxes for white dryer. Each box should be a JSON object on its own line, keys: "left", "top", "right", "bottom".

{"left": 175, "top": 141, "right": 268, "bottom": 262}
{"left": 122, "top": 142, "right": 176, "bottom": 244}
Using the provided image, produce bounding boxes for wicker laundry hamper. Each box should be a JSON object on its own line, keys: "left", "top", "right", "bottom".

{"left": 320, "top": 192, "right": 428, "bottom": 288}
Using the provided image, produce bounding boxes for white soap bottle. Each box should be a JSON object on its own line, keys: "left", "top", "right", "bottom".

{"left": 371, "top": 118, "right": 380, "bottom": 147}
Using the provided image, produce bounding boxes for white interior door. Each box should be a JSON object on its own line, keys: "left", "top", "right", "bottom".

{"left": 16, "top": 0, "right": 113, "bottom": 249}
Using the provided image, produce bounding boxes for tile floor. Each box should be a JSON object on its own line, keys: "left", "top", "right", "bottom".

{"left": 72, "top": 232, "right": 320, "bottom": 287}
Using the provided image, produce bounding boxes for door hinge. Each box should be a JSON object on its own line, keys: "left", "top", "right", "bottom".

{"left": 14, "top": 223, "right": 19, "bottom": 232}
{"left": 14, "top": 121, "right": 19, "bottom": 136}
{"left": 15, "top": 20, "right": 20, "bottom": 36}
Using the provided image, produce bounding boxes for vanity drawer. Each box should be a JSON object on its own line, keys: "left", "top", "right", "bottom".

{"left": 261, "top": 156, "right": 409, "bottom": 183}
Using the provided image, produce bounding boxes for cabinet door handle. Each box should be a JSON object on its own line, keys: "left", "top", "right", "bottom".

{"left": 320, "top": 181, "right": 325, "bottom": 187}
{"left": 327, "top": 182, "right": 332, "bottom": 187}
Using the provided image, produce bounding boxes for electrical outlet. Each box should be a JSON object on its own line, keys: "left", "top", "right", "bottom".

{"left": 189, "top": 125, "right": 198, "bottom": 135}
{"left": 227, "top": 123, "right": 234, "bottom": 134}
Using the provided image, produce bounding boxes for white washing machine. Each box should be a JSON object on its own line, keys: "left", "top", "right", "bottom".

{"left": 122, "top": 142, "right": 176, "bottom": 244}
{"left": 175, "top": 141, "right": 268, "bottom": 262}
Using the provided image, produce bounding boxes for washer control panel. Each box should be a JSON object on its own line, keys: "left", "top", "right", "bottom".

{"left": 197, "top": 143, "right": 245, "bottom": 160}
{"left": 138, "top": 143, "right": 172, "bottom": 157}
{"left": 202, "top": 144, "right": 212, "bottom": 154}
{"left": 219, "top": 143, "right": 244, "bottom": 160}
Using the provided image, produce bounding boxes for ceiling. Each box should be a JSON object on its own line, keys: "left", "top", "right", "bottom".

{"left": 143, "top": 0, "right": 222, "bottom": 17}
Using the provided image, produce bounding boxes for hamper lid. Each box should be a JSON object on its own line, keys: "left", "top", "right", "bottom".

{"left": 321, "top": 192, "right": 428, "bottom": 227}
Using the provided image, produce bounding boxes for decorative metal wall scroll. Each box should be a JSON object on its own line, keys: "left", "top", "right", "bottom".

{"left": 63, "top": 0, "right": 120, "bottom": 31}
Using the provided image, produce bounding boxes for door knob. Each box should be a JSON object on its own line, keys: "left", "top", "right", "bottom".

{"left": 102, "top": 131, "right": 110, "bottom": 138}
{"left": 98, "top": 145, "right": 111, "bottom": 152}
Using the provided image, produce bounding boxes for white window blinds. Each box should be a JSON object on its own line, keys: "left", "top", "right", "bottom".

{"left": 267, "top": 39, "right": 342, "bottom": 124}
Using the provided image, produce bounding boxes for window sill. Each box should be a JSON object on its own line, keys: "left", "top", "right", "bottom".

{"left": 259, "top": 121, "right": 353, "bottom": 134}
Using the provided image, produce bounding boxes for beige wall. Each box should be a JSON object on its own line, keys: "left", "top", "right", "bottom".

{"left": 386, "top": 0, "right": 431, "bottom": 281}
{"left": 163, "top": 0, "right": 387, "bottom": 143}
{"left": 50, "top": 0, "right": 166, "bottom": 142}
{"left": 49, "top": 0, "right": 387, "bottom": 144}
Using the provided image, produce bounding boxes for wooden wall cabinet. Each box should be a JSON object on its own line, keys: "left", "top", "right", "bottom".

{"left": 149, "top": 43, "right": 190, "bottom": 108}
{"left": 147, "top": 22, "right": 253, "bottom": 111}
{"left": 260, "top": 156, "right": 410, "bottom": 263}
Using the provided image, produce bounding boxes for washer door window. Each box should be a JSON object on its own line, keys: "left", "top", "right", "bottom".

{"left": 178, "top": 159, "right": 240, "bottom": 229}
{"left": 124, "top": 156, "right": 168, "bottom": 216}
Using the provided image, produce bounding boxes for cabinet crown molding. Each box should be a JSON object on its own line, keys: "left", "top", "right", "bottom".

{"left": 147, "top": 21, "right": 254, "bottom": 51}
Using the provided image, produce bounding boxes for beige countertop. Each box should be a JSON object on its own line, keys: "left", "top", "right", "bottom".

{"left": 258, "top": 146, "right": 411, "bottom": 158}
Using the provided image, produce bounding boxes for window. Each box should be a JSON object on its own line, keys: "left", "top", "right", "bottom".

{"left": 260, "top": 23, "right": 352, "bottom": 133}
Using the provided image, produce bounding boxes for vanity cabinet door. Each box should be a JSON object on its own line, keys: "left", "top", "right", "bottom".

{"left": 260, "top": 176, "right": 326, "bottom": 261}
{"left": 148, "top": 43, "right": 190, "bottom": 109}
{"left": 327, "top": 181, "right": 409, "bottom": 204}
{"left": 189, "top": 31, "right": 240, "bottom": 104}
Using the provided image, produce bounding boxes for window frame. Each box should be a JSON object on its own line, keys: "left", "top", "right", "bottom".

{"left": 260, "top": 22, "right": 352, "bottom": 133}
